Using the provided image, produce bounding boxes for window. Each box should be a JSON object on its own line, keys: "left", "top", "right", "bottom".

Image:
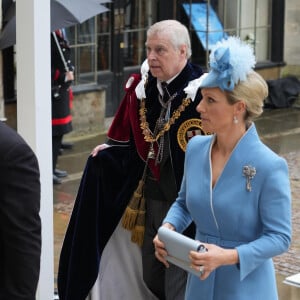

{"left": 220, "top": 0, "right": 271, "bottom": 62}
{"left": 122, "top": 0, "right": 152, "bottom": 67}
{"left": 97, "top": 12, "right": 111, "bottom": 71}
{"left": 65, "top": 1, "right": 154, "bottom": 87}
{"left": 182, "top": 0, "right": 272, "bottom": 68}
{"left": 65, "top": 9, "right": 112, "bottom": 86}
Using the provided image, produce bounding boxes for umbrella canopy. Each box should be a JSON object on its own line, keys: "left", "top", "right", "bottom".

{"left": 0, "top": 0, "right": 111, "bottom": 49}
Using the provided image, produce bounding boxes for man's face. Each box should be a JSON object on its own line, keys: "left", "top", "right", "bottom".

{"left": 146, "top": 34, "right": 187, "bottom": 82}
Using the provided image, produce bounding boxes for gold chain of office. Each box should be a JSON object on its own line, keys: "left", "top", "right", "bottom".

{"left": 139, "top": 97, "right": 191, "bottom": 143}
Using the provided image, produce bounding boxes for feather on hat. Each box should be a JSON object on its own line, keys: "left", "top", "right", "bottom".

{"left": 199, "top": 36, "right": 256, "bottom": 91}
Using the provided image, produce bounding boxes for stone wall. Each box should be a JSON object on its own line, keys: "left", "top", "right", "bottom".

{"left": 4, "top": 88, "right": 106, "bottom": 137}
{"left": 257, "top": 66, "right": 282, "bottom": 81}
{"left": 67, "top": 88, "right": 106, "bottom": 138}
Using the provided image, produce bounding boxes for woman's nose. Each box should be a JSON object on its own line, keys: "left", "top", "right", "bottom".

{"left": 196, "top": 101, "right": 203, "bottom": 113}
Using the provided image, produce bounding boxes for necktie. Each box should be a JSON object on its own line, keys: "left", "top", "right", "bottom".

{"left": 161, "top": 82, "right": 169, "bottom": 103}
{"left": 156, "top": 81, "right": 171, "bottom": 164}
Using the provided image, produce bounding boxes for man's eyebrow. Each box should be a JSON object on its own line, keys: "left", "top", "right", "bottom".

{"left": 145, "top": 42, "right": 167, "bottom": 47}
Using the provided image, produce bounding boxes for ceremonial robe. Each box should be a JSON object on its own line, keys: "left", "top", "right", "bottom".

{"left": 57, "top": 62, "right": 203, "bottom": 300}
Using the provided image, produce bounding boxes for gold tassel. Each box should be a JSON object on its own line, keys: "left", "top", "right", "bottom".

{"left": 131, "top": 195, "right": 146, "bottom": 247}
{"left": 121, "top": 180, "right": 145, "bottom": 230}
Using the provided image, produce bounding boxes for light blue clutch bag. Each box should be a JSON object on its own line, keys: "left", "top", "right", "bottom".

{"left": 158, "top": 226, "right": 206, "bottom": 276}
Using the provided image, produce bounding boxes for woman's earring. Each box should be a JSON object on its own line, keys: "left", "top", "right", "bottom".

{"left": 233, "top": 116, "right": 238, "bottom": 124}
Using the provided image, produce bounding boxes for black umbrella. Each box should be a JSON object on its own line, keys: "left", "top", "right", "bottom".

{"left": 0, "top": 0, "right": 111, "bottom": 49}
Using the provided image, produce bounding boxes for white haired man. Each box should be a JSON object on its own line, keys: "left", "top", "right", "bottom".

{"left": 58, "top": 20, "right": 205, "bottom": 300}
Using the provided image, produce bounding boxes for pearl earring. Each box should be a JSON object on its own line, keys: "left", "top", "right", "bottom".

{"left": 233, "top": 116, "right": 238, "bottom": 124}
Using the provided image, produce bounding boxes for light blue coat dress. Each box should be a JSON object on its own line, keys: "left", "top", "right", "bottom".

{"left": 163, "top": 124, "right": 291, "bottom": 300}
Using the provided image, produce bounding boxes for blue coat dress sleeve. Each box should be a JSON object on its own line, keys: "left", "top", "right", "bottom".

{"left": 236, "top": 147, "right": 291, "bottom": 280}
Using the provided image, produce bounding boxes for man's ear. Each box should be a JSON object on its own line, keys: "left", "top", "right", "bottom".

{"left": 179, "top": 44, "right": 187, "bottom": 57}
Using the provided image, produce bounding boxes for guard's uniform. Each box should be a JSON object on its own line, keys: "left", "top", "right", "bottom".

{"left": 51, "top": 30, "right": 73, "bottom": 171}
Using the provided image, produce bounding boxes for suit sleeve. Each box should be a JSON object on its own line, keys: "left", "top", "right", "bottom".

{"left": 0, "top": 142, "right": 41, "bottom": 298}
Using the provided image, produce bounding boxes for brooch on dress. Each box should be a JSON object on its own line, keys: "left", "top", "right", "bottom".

{"left": 243, "top": 165, "right": 256, "bottom": 192}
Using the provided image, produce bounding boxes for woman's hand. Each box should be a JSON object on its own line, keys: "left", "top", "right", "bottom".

{"left": 91, "top": 143, "right": 110, "bottom": 157}
{"left": 189, "top": 244, "right": 239, "bottom": 280}
{"left": 153, "top": 223, "right": 175, "bottom": 268}
{"left": 153, "top": 234, "right": 169, "bottom": 268}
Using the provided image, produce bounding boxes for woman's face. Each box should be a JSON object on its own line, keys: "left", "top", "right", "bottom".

{"left": 196, "top": 87, "right": 237, "bottom": 134}
{"left": 145, "top": 34, "right": 187, "bottom": 82}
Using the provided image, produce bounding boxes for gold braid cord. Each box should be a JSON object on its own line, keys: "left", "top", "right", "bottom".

{"left": 122, "top": 179, "right": 144, "bottom": 231}
{"left": 122, "top": 96, "right": 192, "bottom": 247}
{"left": 139, "top": 97, "right": 191, "bottom": 142}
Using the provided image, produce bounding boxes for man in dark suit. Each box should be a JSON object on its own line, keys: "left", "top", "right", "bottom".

{"left": 0, "top": 121, "right": 41, "bottom": 300}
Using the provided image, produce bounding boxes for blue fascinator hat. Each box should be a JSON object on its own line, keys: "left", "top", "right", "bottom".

{"left": 199, "top": 36, "right": 256, "bottom": 91}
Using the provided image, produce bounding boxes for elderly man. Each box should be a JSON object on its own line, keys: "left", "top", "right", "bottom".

{"left": 58, "top": 20, "right": 205, "bottom": 300}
